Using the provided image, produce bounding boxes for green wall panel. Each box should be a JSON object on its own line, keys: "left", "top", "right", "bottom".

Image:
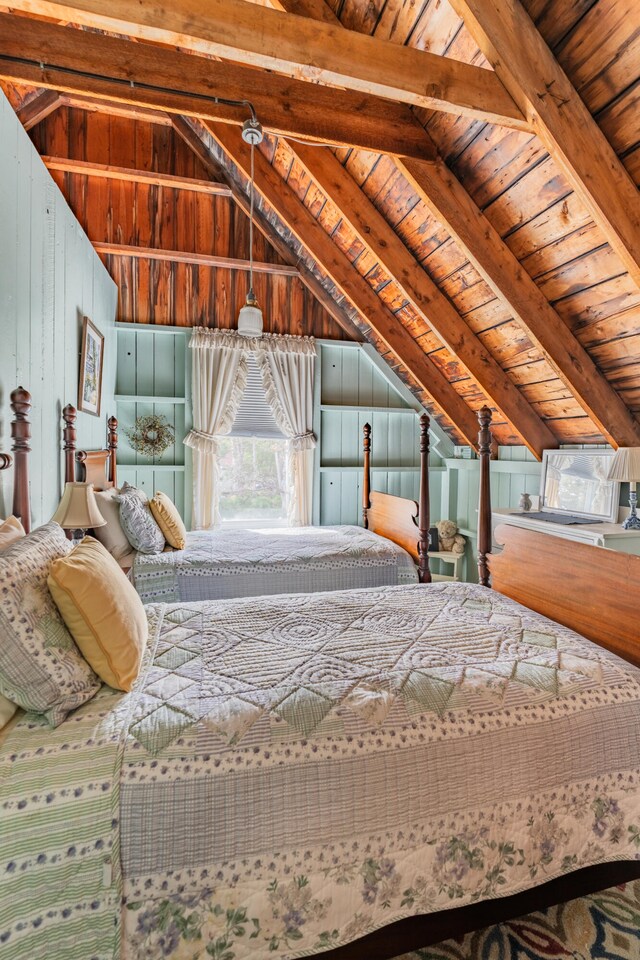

{"left": 0, "top": 89, "right": 117, "bottom": 527}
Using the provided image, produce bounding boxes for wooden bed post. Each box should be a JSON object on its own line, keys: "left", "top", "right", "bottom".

{"left": 417, "top": 413, "right": 431, "bottom": 584}
{"left": 11, "top": 387, "right": 31, "bottom": 534}
{"left": 62, "top": 404, "right": 77, "bottom": 484}
{"left": 362, "top": 422, "right": 371, "bottom": 528}
{"left": 477, "top": 405, "right": 493, "bottom": 587}
{"left": 107, "top": 416, "right": 118, "bottom": 488}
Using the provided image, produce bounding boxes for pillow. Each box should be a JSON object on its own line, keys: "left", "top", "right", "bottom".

{"left": 48, "top": 537, "right": 148, "bottom": 692}
{"left": 149, "top": 492, "right": 187, "bottom": 550}
{"left": 93, "top": 488, "right": 132, "bottom": 562}
{"left": 0, "top": 693, "right": 17, "bottom": 731}
{"left": 0, "top": 522, "right": 100, "bottom": 726}
{"left": 0, "top": 516, "right": 25, "bottom": 551}
{"left": 116, "top": 488, "right": 165, "bottom": 554}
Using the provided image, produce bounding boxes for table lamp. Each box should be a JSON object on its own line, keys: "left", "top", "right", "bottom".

{"left": 52, "top": 482, "right": 106, "bottom": 542}
{"left": 606, "top": 448, "right": 640, "bottom": 530}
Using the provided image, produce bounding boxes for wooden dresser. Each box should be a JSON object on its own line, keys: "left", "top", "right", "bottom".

{"left": 492, "top": 508, "right": 640, "bottom": 555}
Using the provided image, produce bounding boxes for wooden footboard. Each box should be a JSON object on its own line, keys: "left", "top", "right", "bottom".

{"left": 489, "top": 523, "right": 640, "bottom": 667}
{"left": 363, "top": 413, "right": 431, "bottom": 582}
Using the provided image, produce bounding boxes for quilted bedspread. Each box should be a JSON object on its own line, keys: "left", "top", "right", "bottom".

{"left": 132, "top": 525, "right": 418, "bottom": 603}
{"left": 2, "top": 582, "right": 640, "bottom": 960}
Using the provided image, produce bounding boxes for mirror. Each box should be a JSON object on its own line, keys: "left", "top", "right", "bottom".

{"left": 541, "top": 450, "right": 620, "bottom": 522}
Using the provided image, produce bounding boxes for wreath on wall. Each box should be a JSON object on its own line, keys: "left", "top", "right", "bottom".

{"left": 125, "top": 414, "right": 175, "bottom": 459}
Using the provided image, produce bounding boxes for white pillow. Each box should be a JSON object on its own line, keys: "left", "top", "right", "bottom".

{"left": 93, "top": 488, "right": 133, "bottom": 562}
{"left": 0, "top": 516, "right": 25, "bottom": 551}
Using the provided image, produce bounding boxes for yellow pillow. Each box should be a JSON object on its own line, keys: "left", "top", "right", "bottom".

{"left": 48, "top": 537, "right": 148, "bottom": 692}
{"left": 149, "top": 492, "right": 187, "bottom": 550}
{"left": 0, "top": 516, "right": 25, "bottom": 551}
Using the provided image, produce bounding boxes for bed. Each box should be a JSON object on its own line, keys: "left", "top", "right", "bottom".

{"left": 1, "top": 398, "right": 639, "bottom": 960}
{"left": 61, "top": 404, "right": 433, "bottom": 600}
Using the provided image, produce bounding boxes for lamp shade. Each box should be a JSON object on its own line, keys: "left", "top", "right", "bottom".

{"left": 237, "top": 291, "right": 263, "bottom": 338}
{"left": 52, "top": 482, "right": 106, "bottom": 529}
{"left": 606, "top": 447, "right": 640, "bottom": 482}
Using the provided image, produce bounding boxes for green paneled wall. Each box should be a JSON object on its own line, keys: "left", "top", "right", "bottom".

{"left": 115, "top": 324, "right": 192, "bottom": 528}
{"left": 0, "top": 90, "right": 117, "bottom": 527}
{"left": 315, "top": 342, "right": 445, "bottom": 530}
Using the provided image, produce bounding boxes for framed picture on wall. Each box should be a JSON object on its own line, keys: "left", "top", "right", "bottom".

{"left": 78, "top": 316, "right": 104, "bottom": 417}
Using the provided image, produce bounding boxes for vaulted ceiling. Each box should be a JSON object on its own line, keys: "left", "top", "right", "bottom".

{"left": 1, "top": 0, "right": 639, "bottom": 454}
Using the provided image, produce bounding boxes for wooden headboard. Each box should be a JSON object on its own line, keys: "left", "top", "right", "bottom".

{"left": 62, "top": 404, "right": 118, "bottom": 490}
{"left": 363, "top": 413, "right": 431, "bottom": 583}
{"left": 1, "top": 387, "right": 32, "bottom": 533}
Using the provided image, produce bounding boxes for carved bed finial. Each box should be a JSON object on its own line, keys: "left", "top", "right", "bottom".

{"left": 107, "top": 416, "right": 118, "bottom": 487}
{"left": 62, "top": 404, "right": 77, "bottom": 484}
{"left": 417, "top": 413, "right": 431, "bottom": 584}
{"left": 362, "top": 422, "right": 371, "bottom": 528}
{"left": 477, "top": 406, "right": 493, "bottom": 588}
{"left": 11, "top": 386, "right": 31, "bottom": 533}
{"left": 0, "top": 454, "right": 11, "bottom": 470}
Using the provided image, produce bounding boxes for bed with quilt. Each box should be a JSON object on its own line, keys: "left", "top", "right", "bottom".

{"left": 131, "top": 524, "right": 419, "bottom": 603}
{"left": 2, "top": 571, "right": 640, "bottom": 959}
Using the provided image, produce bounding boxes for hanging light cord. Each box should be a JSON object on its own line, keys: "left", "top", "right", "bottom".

{"left": 249, "top": 141, "right": 255, "bottom": 297}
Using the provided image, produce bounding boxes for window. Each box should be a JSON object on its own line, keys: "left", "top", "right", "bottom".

{"left": 218, "top": 355, "right": 290, "bottom": 526}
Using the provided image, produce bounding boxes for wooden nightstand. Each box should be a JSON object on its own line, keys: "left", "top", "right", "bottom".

{"left": 427, "top": 550, "right": 464, "bottom": 582}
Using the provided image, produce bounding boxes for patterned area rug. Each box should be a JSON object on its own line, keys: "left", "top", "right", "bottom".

{"left": 396, "top": 881, "right": 640, "bottom": 959}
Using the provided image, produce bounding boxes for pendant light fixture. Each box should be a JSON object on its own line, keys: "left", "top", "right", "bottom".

{"left": 237, "top": 117, "right": 265, "bottom": 338}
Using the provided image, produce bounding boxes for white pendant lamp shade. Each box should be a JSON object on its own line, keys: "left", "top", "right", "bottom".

{"left": 237, "top": 289, "right": 263, "bottom": 337}
{"left": 52, "top": 482, "right": 107, "bottom": 530}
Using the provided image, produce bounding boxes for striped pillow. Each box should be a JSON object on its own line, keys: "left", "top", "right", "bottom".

{"left": 0, "top": 522, "right": 100, "bottom": 726}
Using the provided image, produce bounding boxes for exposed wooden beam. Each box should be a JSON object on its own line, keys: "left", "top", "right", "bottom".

{"left": 171, "top": 116, "right": 365, "bottom": 342}
{"left": 290, "top": 141, "right": 556, "bottom": 459}
{"left": 204, "top": 121, "right": 481, "bottom": 445}
{"left": 2, "top": 1, "right": 528, "bottom": 129}
{"left": 43, "top": 156, "right": 233, "bottom": 195}
{"left": 0, "top": 13, "right": 436, "bottom": 157}
{"left": 400, "top": 156, "right": 640, "bottom": 448}
{"left": 94, "top": 241, "right": 299, "bottom": 275}
{"left": 16, "top": 88, "right": 61, "bottom": 130}
{"left": 448, "top": 0, "right": 640, "bottom": 292}
{"left": 59, "top": 93, "right": 172, "bottom": 125}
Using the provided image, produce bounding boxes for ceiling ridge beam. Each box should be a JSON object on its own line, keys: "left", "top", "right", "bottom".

{"left": 0, "top": 13, "right": 437, "bottom": 159}
{"left": 171, "top": 115, "right": 365, "bottom": 343}
{"left": 447, "top": 0, "right": 640, "bottom": 293}
{"left": 289, "top": 140, "right": 556, "bottom": 459}
{"left": 400, "top": 155, "right": 640, "bottom": 448}
{"left": 203, "top": 120, "right": 481, "bottom": 446}
{"left": 3, "top": 0, "right": 528, "bottom": 129}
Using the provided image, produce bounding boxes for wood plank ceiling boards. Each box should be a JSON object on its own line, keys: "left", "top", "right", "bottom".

{"left": 447, "top": 0, "right": 640, "bottom": 292}
{"left": 266, "top": 0, "right": 640, "bottom": 450}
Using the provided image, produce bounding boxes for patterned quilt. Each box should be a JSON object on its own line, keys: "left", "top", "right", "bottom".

{"left": 132, "top": 525, "right": 418, "bottom": 603}
{"left": 2, "top": 583, "right": 640, "bottom": 960}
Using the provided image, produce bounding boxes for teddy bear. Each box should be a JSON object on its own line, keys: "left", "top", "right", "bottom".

{"left": 435, "top": 519, "right": 466, "bottom": 555}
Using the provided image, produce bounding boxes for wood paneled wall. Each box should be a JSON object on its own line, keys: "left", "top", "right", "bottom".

{"left": 0, "top": 90, "right": 117, "bottom": 526}
{"left": 29, "top": 107, "right": 350, "bottom": 339}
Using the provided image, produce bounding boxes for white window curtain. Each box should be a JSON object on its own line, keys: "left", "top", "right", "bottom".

{"left": 185, "top": 329, "right": 316, "bottom": 530}
{"left": 254, "top": 335, "right": 316, "bottom": 527}
{"left": 184, "top": 328, "right": 249, "bottom": 529}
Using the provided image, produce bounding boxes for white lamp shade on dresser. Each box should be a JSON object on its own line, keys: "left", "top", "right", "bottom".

{"left": 606, "top": 447, "right": 640, "bottom": 483}
{"left": 52, "top": 482, "right": 107, "bottom": 530}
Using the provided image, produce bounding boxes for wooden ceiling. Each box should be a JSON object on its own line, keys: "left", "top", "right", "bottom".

{"left": 1, "top": 0, "right": 639, "bottom": 452}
